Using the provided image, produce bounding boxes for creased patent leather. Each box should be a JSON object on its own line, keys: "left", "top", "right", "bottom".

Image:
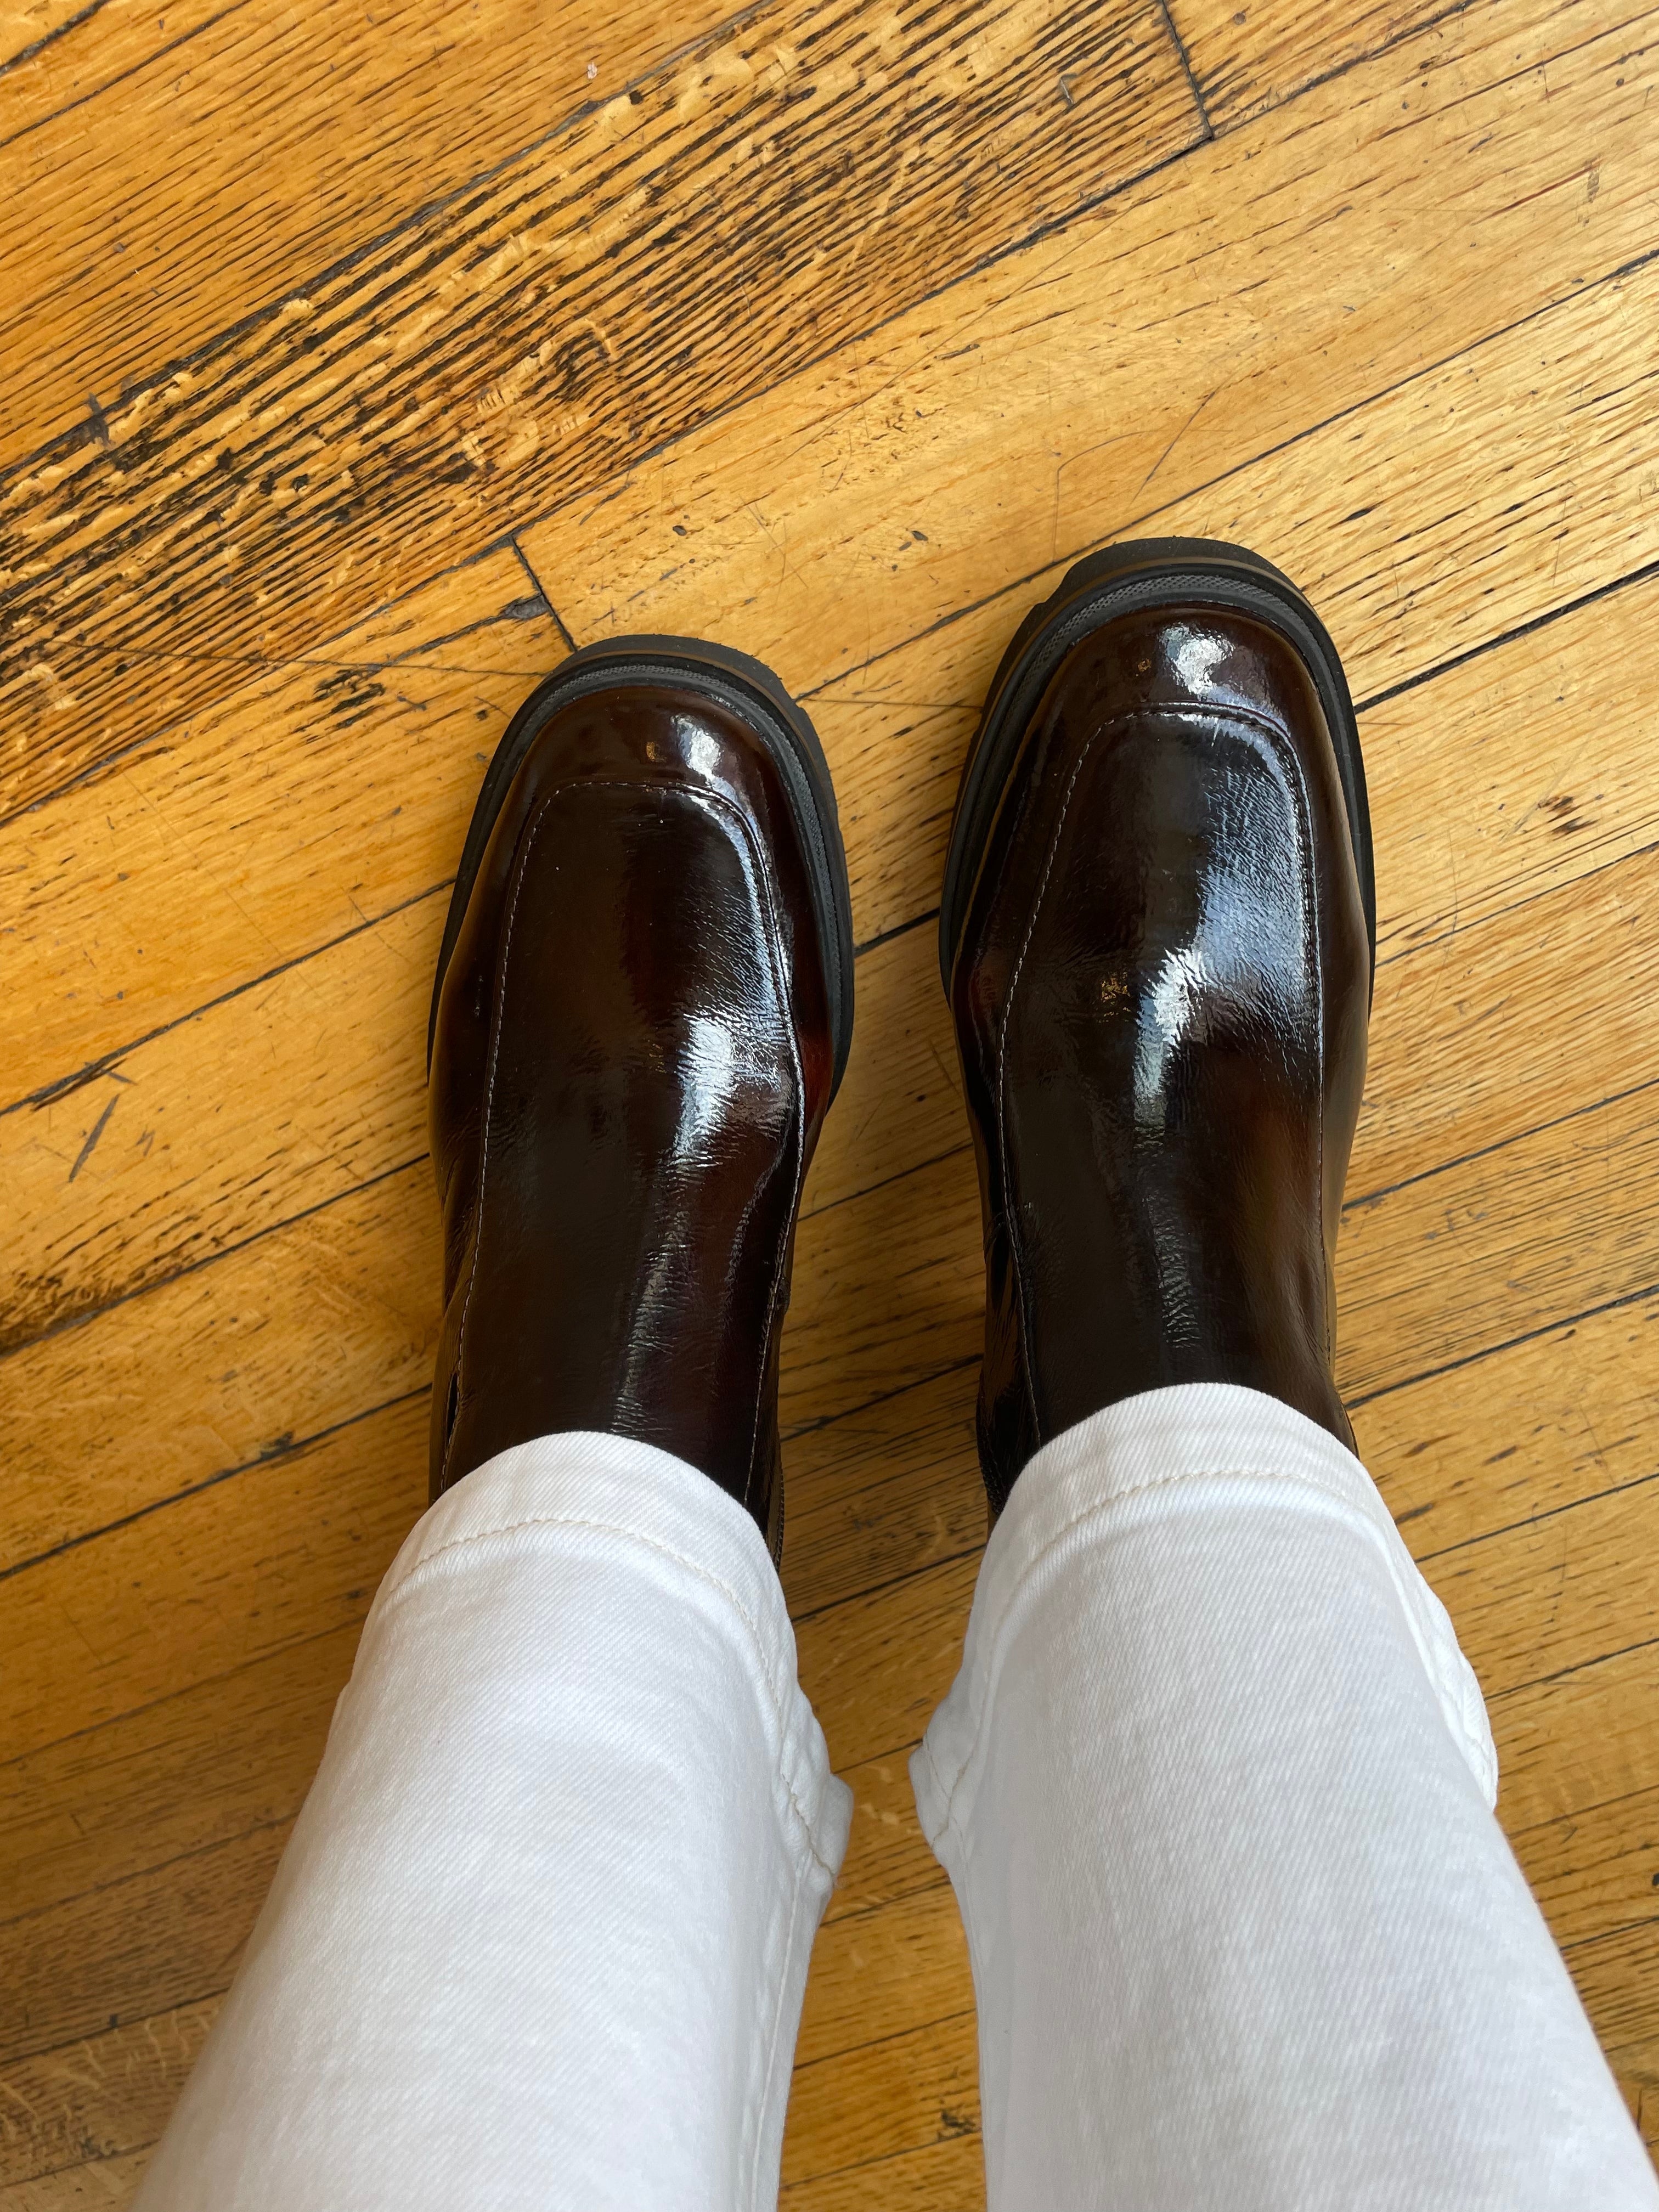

{"left": 427, "top": 681, "right": 836, "bottom": 1549}
{"left": 950, "top": 607, "right": 1371, "bottom": 1515}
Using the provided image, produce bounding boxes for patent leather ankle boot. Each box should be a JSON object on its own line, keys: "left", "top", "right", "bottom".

{"left": 427, "top": 637, "right": 854, "bottom": 1555}
{"left": 940, "top": 540, "right": 1375, "bottom": 1515}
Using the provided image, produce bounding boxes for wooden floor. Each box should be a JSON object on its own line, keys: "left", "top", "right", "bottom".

{"left": 3, "top": 0, "right": 1659, "bottom": 2197}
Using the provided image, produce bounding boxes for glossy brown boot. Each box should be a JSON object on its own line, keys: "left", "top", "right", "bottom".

{"left": 427, "top": 637, "right": 854, "bottom": 1555}
{"left": 940, "top": 540, "right": 1375, "bottom": 1516}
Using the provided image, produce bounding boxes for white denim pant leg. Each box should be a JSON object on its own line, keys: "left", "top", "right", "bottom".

{"left": 913, "top": 1383, "right": 1656, "bottom": 2212}
{"left": 134, "top": 1432, "right": 851, "bottom": 2212}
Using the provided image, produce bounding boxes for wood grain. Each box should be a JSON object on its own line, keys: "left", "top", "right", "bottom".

{"left": 783, "top": 2132, "right": 985, "bottom": 2210}
{"left": 0, "top": 1627, "right": 359, "bottom": 1927}
{"left": 0, "top": 2148, "right": 150, "bottom": 2209}
{"left": 2, "top": 0, "right": 233, "bottom": 145}
{"left": 0, "top": 2005, "right": 215, "bottom": 2191}
{"left": 0, "top": 1169, "right": 434, "bottom": 1575}
{"left": 0, "top": 544, "right": 563, "bottom": 1115}
{"left": 5, "top": 4, "right": 1651, "bottom": 1140}
{"left": 0, "top": 0, "right": 1201, "bottom": 812}
{"left": 524, "top": 0, "right": 1657, "bottom": 690}
{"left": 1363, "top": 1293, "right": 1659, "bottom": 1556}
{"left": 782, "top": 2011, "right": 980, "bottom": 2191}
{"left": 1167, "top": 0, "right": 1461, "bottom": 126}
{"left": 1, "top": 0, "right": 732, "bottom": 444}
{"left": 2, "top": 1827, "right": 277, "bottom": 2069}
{"left": 0, "top": 1396, "right": 424, "bottom": 1770}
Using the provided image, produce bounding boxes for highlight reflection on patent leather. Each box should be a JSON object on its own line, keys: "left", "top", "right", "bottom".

{"left": 426, "top": 652, "right": 851, "bottom": 1554}
{"left": 946, "top": 596, "right": 1373, "bottom": 1516}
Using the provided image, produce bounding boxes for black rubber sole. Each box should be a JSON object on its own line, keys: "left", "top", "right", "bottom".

{"left": 427, "top": 635, "right": 856, "bottom": 1098}
{"left": 937, "top": 538, "right": 1377, "bottom": 997}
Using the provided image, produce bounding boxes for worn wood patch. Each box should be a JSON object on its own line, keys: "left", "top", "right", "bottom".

{"left": 0, "top": 2004, "right": 215, "bottom": 2191}
{"left": 0, "top": 0, "right": 1200, "bottom": 814}
{"left": 0, "top": 2145, "right": 150, "bottom": 2208}
{"left": 1, "top": 0, "right": 732, "bottom": 447}
{"left": 1167, "top": 0, "right": 1463, "bottom": 126}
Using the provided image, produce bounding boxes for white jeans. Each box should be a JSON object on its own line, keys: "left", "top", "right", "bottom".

{"left": 135, "top": 1388, "right": 1655, "bottom": 2211}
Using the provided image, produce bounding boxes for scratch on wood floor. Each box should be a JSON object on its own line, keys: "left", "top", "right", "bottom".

{"left": 67, "top": 1093, "right": 119, "bottom": 1182}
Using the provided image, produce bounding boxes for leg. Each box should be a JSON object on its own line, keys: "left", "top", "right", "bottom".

{"left": 914, "top": 1386, "right": 1652, "bottom": 2210}
{"left": 930, "top": 543, "right": 1655, "bottom": 2209}
{"left": 137, "top": 639, "right": 856, "bottom": 2209}
{"left": 137, "top": 1436, "right": 848, "bottom": 2211}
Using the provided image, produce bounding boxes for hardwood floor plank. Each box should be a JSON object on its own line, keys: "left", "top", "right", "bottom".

{"left": 784, "top": 1363, "right": 984, "bottom": 1623}
{"left": 0, "top": 0, "right": 115, "bottom": 75}
{"left": 0, "top": 2147, "right": 149, "bottom": 2210}
{"left": 1, "top": 1827, "right": 276, "bottom": 2068}
{"left": 0, "top": 1628, "right": 357, "bottom": 1926}
{"left": 2, "top": 0, "right": 730, "bottom": 449}
{"left": 782, "top": 2131, "right": 984, "bottom": 2210}
{"left": 819, "top": 1748, "right": 952, "bottom": 1922}
{"left": 0, "top": 1395, "right": 424, "bottom": 1765}
{"left": 0, "top": 2005, "right": 212, "bottom": 2190}
{"left": 783, "top": 2012, "right": 979, "bottom": 2192}
{"left": 1, "top": 544, "right": 563, "bottom": 1116}
{"left": 1603, "top": 2034, "right": 1659, "bottom": 2148}
{"left": 1519, "top": 1780, "right": 1659, "bottom": 1953}
{"left": 522, "top": 0, "right": 1657, "bottom": 695}
{"left": 1166, "top": 0, "right": 1461, "bottom": 127}
{"left": 797, "top": 1883, "right": 970, "bottom": 2068}
{"left": 1432, "top": 1460, "right": 1659, "bottom": 1701}
{"left": 0, "top": 0, "right": 1202, "bottom": 813}
{"left": 1, "top": 0, "right": 235, "bottom": 146}
{"left": 1495, "top": 1643, "right": 1659, "bottom": 1832}
{"left": 1363, "top": 1291, "right": 1659, "bottom": 1556}
{"left": 0, "top": 1172, "right": 433, "bottom": 1575}
{"left": 1338, "top": 1081, "right": 1659, "bottom": 1400}
{"left": 1360, "top": 576, "right": 1659, "bottom": 966}
{"left": 1, "top": 893, "right": 441, "bottom": 1351}
{"left": 1561, "top": 1919, "right": 1659, "bottom": 2057}
{"left": 1357, "top": 847, "right": 1659, "bottom": 1197}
